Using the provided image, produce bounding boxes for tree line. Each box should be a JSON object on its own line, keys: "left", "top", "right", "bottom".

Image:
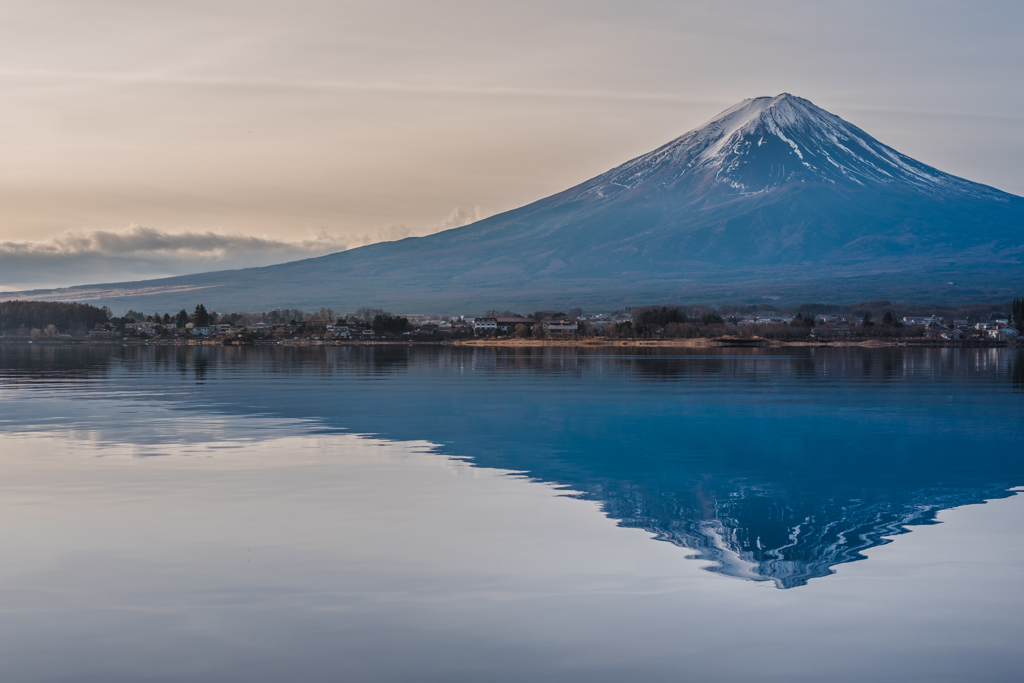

{"left": 0, "top": 300, "right": 111, "bottom": 334}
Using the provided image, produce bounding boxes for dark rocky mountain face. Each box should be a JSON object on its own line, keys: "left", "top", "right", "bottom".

{"left": 15, "top": 94, "right": 1024, "bottom": 312}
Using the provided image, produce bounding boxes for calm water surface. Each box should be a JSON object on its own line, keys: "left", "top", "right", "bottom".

{"left": 1, "top": 345, "right": 1022, "bottom": 682}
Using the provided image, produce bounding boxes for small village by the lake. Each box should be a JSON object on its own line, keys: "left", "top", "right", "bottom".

{"left": 3, "top": 299, "right": 1017, "bottom": 347}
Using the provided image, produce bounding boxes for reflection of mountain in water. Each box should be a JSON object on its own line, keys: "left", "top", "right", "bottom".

{"left": 2, "top": 345, "right": 1022, "bottom": 588}
{"left": 600, "top": 478, "right": 1010, "bottom": 588}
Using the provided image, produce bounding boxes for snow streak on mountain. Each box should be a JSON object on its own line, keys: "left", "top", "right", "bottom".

{"left": 568, "top": 94, "right": 1004, "bottom": 204}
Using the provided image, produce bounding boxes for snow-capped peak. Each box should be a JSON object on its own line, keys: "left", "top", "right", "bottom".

{"left": 690, "top": 93, "right": 796, "bottom": 161}
{"left": 566, "top": 94, "right": 1002, "bottom": 204}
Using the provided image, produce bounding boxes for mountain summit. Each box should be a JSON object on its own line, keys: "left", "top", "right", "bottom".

{"left": 573, "top": 93, "right": 1000, "bottom": 201}
{"left": 17, "top": 94, "right": 1024, "bottom": 311}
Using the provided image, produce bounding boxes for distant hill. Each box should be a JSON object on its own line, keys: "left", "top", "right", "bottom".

{"left": 12, "top": 94, "right": 1024, "bottom": 313}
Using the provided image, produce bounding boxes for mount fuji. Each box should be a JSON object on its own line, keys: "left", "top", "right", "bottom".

{"left": 15, "top": 94, "right": 1024, "bottom": 311}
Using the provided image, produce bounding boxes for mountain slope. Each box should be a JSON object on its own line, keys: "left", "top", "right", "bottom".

{"left": 13, "top": 94, "right": 1024, "bottom": 312}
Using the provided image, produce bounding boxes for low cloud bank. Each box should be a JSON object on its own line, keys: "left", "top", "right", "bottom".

{"left": 1, "top": 225, "right": 347, "bottom": 261}
{"left": 0, "top": 207, "right": 491, "bottom": 291}
{"left": 0, "top": 226, "right": 347, "bottom": 291}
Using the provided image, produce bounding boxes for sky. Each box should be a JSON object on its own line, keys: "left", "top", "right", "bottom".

{"left": 2, "top": 0, "right": 1022, "bottom": 290}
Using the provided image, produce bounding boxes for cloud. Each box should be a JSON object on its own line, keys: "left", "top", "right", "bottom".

{"left": 0, "top": 68, "right": 725, "bottom": 105}
{"left": 0, "top": 225, "right": 347, "bottom": 261}
{"left": 342, "top": 206, "right": 493, "bottom": 249}
{"left": 0, "top": 225, "right": 348, "bottom": 290}
{"left": 440, "top": 206, "right": 492, "bottom": 229}
{"left": 0, "top": 208, "right": 492, "bottom": 291}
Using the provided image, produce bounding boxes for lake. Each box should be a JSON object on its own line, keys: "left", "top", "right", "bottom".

{"left": 1, "top": 345, "right": 1022, "bottom": 682}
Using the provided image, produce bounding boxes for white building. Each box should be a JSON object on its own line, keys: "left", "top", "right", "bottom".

{"left": 988, "top": 327, "right": 1019, "bottom": 340}
{"left": 472, "top": 317, "right": 497, "bottom": 332}
{"left": 903, "top": 316, "right": 944, "bottom": 326}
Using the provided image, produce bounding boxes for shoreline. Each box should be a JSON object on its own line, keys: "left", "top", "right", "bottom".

{"left": 454, "top": 338, "right": 848, "bottom": 348}
{"left": 450, "top": 337, "right": 1010, "bottom": 348}
{"left": 1, "top": 337, "right": 1014, "bottom": 349}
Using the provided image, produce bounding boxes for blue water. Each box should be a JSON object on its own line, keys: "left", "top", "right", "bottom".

{"left": 0, "top": 345, "right": 1022, "bottom": 681}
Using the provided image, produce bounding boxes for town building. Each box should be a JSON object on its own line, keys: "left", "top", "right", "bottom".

{"left": 903, "top": 316, "right": 944, "bottom": 326}
{"left": 544, "top": 321, "right": 578, "bottom": 337}
{"left": 495, "top": 318, "right": 536, "bottom": 333}
{"left": 988, "top": 327, "right": 1019, "bottom": 340}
